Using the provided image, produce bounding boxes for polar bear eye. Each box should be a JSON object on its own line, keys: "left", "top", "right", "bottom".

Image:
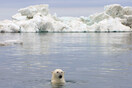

{"left": 56, "top": 71, "right": 59, "bottom": 73}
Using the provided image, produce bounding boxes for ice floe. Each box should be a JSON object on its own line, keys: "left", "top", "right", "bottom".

{"left": 0, "top": 4, "right": 132, "bottom": 33}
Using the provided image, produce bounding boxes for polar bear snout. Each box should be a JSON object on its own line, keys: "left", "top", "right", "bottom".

{"left": 59, "top": 75, "right": 62, "bottom": 79}
{"left": 56, "top": 71, "right": 63, "bottom": 79}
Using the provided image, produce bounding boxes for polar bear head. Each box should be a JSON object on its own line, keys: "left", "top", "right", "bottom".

{"left": 51, "top": 69, "right": 65, "bottom": 85}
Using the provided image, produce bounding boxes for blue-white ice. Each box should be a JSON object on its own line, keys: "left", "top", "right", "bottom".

{"left": 0, "top": 4, "right": 132, "bottom": 33}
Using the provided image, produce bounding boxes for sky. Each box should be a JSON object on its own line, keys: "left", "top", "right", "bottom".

{"left": 0, "top": 0, "right": 132, "bottom": 20}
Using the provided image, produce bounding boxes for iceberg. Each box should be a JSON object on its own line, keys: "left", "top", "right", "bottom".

{"left": 0, "top": 4, "right": 132, "bottom": 33}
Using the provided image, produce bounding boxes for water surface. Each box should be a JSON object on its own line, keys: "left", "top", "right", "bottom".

{"left": 0, "top": 33, "right": 132, "bottom": 88}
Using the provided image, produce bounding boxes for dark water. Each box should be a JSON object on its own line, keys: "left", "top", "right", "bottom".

{"left": 0, "top": 33, "right": 132, "bottom": 88}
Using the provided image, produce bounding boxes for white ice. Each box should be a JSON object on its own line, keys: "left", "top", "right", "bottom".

{"left": 0, "top": 4, "right": 132, "bottom": 33}
{"left": 0, "top": 40, "right": 23, "bottom": 46}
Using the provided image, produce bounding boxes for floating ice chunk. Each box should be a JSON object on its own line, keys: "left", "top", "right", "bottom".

{"left": 5, "top": 40, "right": 23, "bottom": 45}
{"left": 0, "top": 40, "right": 23, "bottom": 46}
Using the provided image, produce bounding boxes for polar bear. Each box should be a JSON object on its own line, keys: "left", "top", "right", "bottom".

{"left": 51, "top": 69, "right": 65, "bottom": 85}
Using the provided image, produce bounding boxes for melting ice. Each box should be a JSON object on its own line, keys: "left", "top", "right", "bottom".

{"left": 0, "top": 4, "right": 132, "bottom": 33}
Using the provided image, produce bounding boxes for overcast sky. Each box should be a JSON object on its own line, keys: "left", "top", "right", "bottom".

{"left": 0, "top": 0, "right": 131, "bottom": 20}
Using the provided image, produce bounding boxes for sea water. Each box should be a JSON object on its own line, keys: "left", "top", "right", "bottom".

{"left": 0, "top": 33, "right": 132, "bottom": 88}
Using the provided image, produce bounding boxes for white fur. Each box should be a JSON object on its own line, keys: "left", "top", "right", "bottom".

{"left": 51, "top": 69, "right": 65, "bottom": 85}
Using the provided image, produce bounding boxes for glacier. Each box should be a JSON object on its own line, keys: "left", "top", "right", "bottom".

{"left": 0, "top": 4, "right": 132, "bottom": 33}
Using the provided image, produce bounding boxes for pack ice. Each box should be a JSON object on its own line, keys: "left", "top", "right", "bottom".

{"left": 0, "top": 4, "right": 132, "bottom": 33}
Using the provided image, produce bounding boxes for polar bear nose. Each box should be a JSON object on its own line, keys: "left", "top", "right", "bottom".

{"left": 59, "top": 75, "right": 62, "bottom": 79}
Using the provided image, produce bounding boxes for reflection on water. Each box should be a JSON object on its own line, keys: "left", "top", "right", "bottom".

{"left": 19, "top": 33, "right": 132, "bottom": 55}
{"left": 0, "top": 33, "right": 132, "bottom": 88}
